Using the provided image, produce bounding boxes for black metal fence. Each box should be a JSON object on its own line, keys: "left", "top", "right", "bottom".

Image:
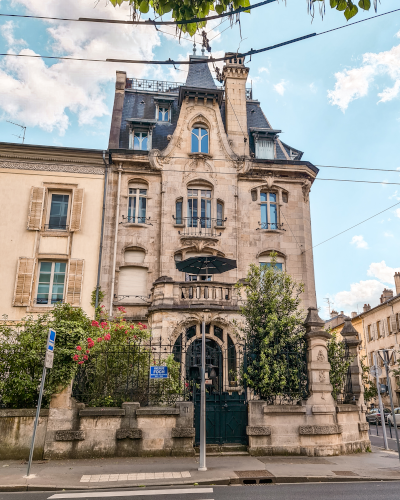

{"left": 336, "top": 341, "right": 354, "bottom": 404}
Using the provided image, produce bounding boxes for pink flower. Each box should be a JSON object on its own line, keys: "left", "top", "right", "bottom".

{"left": 142, "top": 325, "right": 147, "bottom": 330}
{"left": 118, "top": 306, "right": 126, "bottom": 312}
{"left": 76, "top": 346, "right": 82, "bottom": 351}
{"left": 100, "top": 322, "right": 107, "bottom": 329}
{"left": 91, "top": 321, "right": 99, "bottom": 327}
{"left": 100, "top": 305, "right": 105, "bottom": 309}
{"left": 86, "top": 350, "right": 90, "bottom": 353}
{"left": 83, "top": 355, "right": 88, "bottom": 361}
{"left": 134, "top": 335, "right": 137, "bottom": 339}
{"left": 73, "top": 354, "right": 79, "bottom": 361}
{"left": 130, "top": 325, "right": 135, "bottom": 329}
{"left": 104, "top": 334, "right": 111, "bottom": 341}
{"left": 97, "top": 337, "right": 103, "bottom": 342}
{"left": 78, "top": 361, "right": 84, "bottom": 365}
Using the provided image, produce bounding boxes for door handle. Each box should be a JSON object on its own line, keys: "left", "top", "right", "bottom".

{"left": 223, "top": 403, "right": 228, "bottom": 408}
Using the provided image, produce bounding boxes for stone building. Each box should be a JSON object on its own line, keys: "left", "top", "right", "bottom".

{"left": 328, "top": 274, "right": 400, "bottom": 407}
{"left": 101, "top": 51, "right": 318, "bottom": 357}
{"left": 0, "top": 142, "right": 105, "bottom": 321}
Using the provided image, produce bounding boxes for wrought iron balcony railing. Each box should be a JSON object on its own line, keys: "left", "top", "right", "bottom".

{"left": 257, "top": 222, "right": 285, "bottom": 231}
{"left": 175, "top": 217, "right": 224, "bottom": 237}
{"left": 120, "top": 215, "right": 153, "bottom": 225}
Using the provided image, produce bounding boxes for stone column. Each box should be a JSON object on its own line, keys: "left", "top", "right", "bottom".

{"left": 340, "top": 318, "right": 364, "bottom": 407}
{"left": 304, "top": 307, "right": 336, "bottom": 414}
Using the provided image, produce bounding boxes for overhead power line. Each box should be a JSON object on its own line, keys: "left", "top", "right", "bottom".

{"left": 0, "top": 0, "right": 276, "bottom": 26}
{"left": 1, "top": 8, "right": 399, "bottom": 66}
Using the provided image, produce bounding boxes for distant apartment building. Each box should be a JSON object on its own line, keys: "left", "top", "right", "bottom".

{"left": 0, "top": 143, "right": 105, "bottom": 321}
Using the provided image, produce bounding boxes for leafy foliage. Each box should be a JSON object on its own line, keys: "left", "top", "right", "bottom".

{"left": 360, "top": 355, "right": 377, "bottom": 402}
{"left": 236, "top": 255, "right": 308, "bottom": 403}
{"left": 326, "top": 331, "right": 354, "bottom": 401}
{"left": 0, "top": 304, "right": 90, "bottom": 408}
{"left": 108, "top": 0, "right": 373, "bottom": 37}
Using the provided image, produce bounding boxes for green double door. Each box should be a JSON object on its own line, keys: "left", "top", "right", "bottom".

{"left": 194, "top": 391, "right": 248, "bottom": 445}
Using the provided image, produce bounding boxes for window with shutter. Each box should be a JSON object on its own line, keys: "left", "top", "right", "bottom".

{"left": 390, "top": 314, "right": 397, "bottom": 333}
{"left": 70, "top": 189, "right": 84, "bottom": 231}
{"left": 381, "top": 320, "right": 386, "bottom": 338}
{"left": 27, "top": 187, "right": 45, "bottom": 230}
{"left": 13, "top": 257, "right": 36, "bottom": 306}
{"left": 256, "top": 139, "right": 274, "bottom": 159}
{"left": 118, "top": 267, "right": 148, "bottom": 303}
{"left": 66, "top": 259, "right": 84, "bottom": 306}
{"left": 372, "top": 323, "right": 377, "bottom": 340}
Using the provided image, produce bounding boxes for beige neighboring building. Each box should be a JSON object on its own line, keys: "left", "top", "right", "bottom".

{"left": 100, "top": 51, "right": 319, "bottom": 348}
{"left": 327, "top": 275, "right": 400, "bottom": 407}
{"left": 0, "top": 143, "right": 105, "bottom": 321}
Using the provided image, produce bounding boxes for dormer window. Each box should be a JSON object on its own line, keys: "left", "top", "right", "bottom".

{"left": 256, "top": 139, "right": 274, "bottom": 160}
{"left": 191, "top": 127, "right": 209, "bottom": 154}
{"left": 133, "top": 132, "right": 148, "bottom": 151}
{"left": 127, "top": 118, "right": 156, "bottom": 151}
{"left": 158, "top": 106, "right": 169, "bottom": 122}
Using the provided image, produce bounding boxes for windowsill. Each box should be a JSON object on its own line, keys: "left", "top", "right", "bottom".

{"left": 121, "top": 223, "right": 149, "bottom": 228}
{"left": 188, "top": 153, "right": 212, "bottom": 159}
{"left": 118, "top": 263, "right": 149, "bottom": 270}
{"left": 41, "top": 230, "right": 70, "bottom": 237}
{"left": 28, "top": 305, "right": 58, "bottom": 313}
{"left": 214, "top": 225, "right": 226, "bottom": 230}
{"left": 258, "top": 228, "right": 285, "bottom": 234}
{"left": 174, "top": 223, "right": 185, "bottom": 228}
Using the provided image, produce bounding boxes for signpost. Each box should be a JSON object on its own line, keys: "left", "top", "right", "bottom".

{"left": 150, "top": 366, "right": 168, "bottom": 379}
{"left": 372, "top": 354, "right": 388, "bottom": 450}
{"left": 26, "top": 329, "right": 56, "bottom": 477}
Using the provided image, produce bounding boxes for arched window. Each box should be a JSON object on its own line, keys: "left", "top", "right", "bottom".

{"left": 260, "top": 191, "right": 278, "bottom": 230}
{"left": 259, "top": 252, "right": 285, "bottom": 271}
{"left": 128, "top": 182, "right": 148, "bottom": 223}
{"left": 191, "top": 127, "right": 209, "bottom": 153}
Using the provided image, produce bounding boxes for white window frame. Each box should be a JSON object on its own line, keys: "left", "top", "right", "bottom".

{"left": 187, "top": 187, "right": 212, "bottom": 228}
{"left": 129, "top": 129, "right": 152, "bottom": 151}
{"left": 156, "top": 104, "right": 170, "bottom": 122}
{"left": 36, "top": 261, "right": 67, "bottom": 306}
{"left": 128, "top": 185, "right": 148, "bottom": 223}
{"left": 46, "top": 191, "right": 71, "bottom": 231}
{"left": 191, "top": 127, "right": 209, "bottom": 154}
{"left": 255, "top": 138, "right": 274, "bottom": 159}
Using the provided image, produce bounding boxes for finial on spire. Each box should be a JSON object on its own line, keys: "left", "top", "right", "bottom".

{"left": 201, "top": 45, "right": 205, "bottom": 56}
{"left": 193, "top": 41, "right": 197, "bottom": 55}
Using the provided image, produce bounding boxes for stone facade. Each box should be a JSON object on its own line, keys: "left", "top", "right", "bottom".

{"left": 100, "top": 52, "right": 319, "bottom": 355}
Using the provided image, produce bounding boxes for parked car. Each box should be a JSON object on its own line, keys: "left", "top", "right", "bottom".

{"left": 366, "top": 407, "right": 391, "bottom": 424}
{"left": 387, "top": 408, "right": 400, "bottom": 427}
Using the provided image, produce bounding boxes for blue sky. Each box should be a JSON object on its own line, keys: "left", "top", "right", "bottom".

{"left": 1, "top": 0, "right": 399, "bottom": 318}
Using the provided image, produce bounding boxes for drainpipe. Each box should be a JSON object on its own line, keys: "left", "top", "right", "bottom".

{"left": 109, "top": 163, "right": 123, "bottom": 318}
{"left": 95, "top": 151, "right": 109, "bottom": 312}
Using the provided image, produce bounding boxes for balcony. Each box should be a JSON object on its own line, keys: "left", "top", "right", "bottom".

{"left": 149, "top": 280, "right": 240, "bottom": 312}
{"left": 120, "top": 215, "right": 153, "bottom": 226}
{"left": 257, "top": 222, "right": 285, "bottom": 231}
{"left": 175, "top": 217, "right": 225, "bottom": 239}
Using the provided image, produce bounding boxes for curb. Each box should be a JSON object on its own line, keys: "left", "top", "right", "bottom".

{"left": 1, "top": 475, "right": 400, "bottom": 492}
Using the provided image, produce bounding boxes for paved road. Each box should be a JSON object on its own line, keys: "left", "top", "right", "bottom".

{"left": 369, "top": 424, "right": 400, "bottom": 452}
{"left": 2, "top": 483, "right": 400, "bottom": 500}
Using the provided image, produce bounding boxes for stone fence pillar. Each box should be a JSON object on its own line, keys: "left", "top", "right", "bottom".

{"left": 304, "top": 307, "right": 336, "bottom": 414}
{"left": 340, "top": 318, "right": 364, "bottom": 406}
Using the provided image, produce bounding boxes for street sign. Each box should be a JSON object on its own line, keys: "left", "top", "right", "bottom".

{"left": 44, "top": 329, "right": 56, "bottom": 368}
{"left": 370, "top": 365, "right": 382, "bottom": 377}
{"left": 150, "top": 366, "right": 168, "bottom": 379}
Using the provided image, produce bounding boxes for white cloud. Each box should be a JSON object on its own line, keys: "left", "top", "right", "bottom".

{"left": 0, "top": 21, "right": 26, "bottom": 47}
{"left": 384, "top": 232, "right": 394, "bottom": 237}
{"left": 327, "top": 36, "right": 400, "bottom": 112}
{"left": 389, "top": 190, "right": 400, "bottom": 200}
{"left": 350, "top": 235, "right": 368, "bottom": 249}
{"left": 367, "top": 261, "right": 400, "bottom": 284}
{"left": 395, "top": 208, "right": 400, "bottom": 218}
{"left": 334, "top": 279, "right": 387, "bottom": 313}
{"left": 258, "top": 67, "right": 269, "bottom": 74}
{"left": 0, "top": 1, "right": 161, "bottom": 134}
{"left": 309, "top": 82, "right": 317, "bottom": 93}
{"left": 273, "top": 80, "right": 286, "bottom": 96}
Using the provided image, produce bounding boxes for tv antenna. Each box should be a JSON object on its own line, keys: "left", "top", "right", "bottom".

{"left": 324, "top": 297, "right": 334, "bottom": 315}
{"left": 7, "top": 120, "right": 26, "bottom": 144}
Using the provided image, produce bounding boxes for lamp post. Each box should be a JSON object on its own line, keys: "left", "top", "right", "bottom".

{"left": 198, "top": 317, "right": 207, "bottom": 471}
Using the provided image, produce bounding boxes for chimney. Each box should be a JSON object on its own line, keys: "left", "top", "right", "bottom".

{"left": 351, "top": 312, "right": 357, "bottom": 318}
{"left": 395, "top": 272, "right": 400, "bottom": 296}
{"left": 363, "top": 304, "right": 371, "bottom": 312}
{"left": 340, "top": 311, "right": 344, "bottom": 316}
{"left": 380, "top": 288, "right": 394, "bottom": 303}
{"left": 222, "top": 53, "right": 250, "bottom": 156}
{"left": 330, "top": 309, "right": 338, "bottom": 318}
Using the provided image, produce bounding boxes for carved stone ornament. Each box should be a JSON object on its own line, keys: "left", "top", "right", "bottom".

{"left": 358, "top": 422, "right": 369, "bottom": 432}
{"left": 317, "top": 350, "right": 325, "bottom": 362}
{"left": 299, "top": 424, "right": 343, "bottom": 435}
{"left": 319, "top": 371, "right": 326, "bottom": 382}
{"left": 246, "top": 426, "right": 271, "bottom": 436}
{"left": 116, "top": 429, "right": 142, "bottom": 440}
{"left": 171, "top": 427, "right": 196, "bottom": 438}
{"left": 0, "top": 160, "right": 104, "bottom": 176}
{"left": 181, "top": 239, "right": 218, "bottom": 251}
{"left": 302, "top": 179, "right": 312, "bottom": 203}
{"left": 55, "top": 430, "right": 85, "bottom": 441}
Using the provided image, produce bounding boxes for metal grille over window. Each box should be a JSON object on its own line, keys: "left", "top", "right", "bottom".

{"left": 191, "top": 127, "right": 209, "bottom": 153}
{"left": 128, "top": 188, "right": 147, "bottom": 223}
{"left": 36, "top": 262, "right": 66, "bottom": 305}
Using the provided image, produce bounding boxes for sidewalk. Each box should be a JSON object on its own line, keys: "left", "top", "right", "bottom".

{"left": 1, "top": 447, "right": 400, "bottom": 492}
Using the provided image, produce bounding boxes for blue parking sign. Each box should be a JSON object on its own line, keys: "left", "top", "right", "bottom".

{"left": 150, "top": 366, "right": 168, "bottom": 379}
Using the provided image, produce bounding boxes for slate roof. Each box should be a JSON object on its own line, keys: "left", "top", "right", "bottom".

{"left": 118, "top": 56, "right": 306, "bottom": 163}
{"left": 185, "top": 55, "right": 217, "bottom": 89}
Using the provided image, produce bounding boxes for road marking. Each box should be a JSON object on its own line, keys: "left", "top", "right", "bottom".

{"left": 48, "top": 487, "right": 213, "bottom": 499}
{"left": 80, "top": 471, "right": 191, "bottom": 483}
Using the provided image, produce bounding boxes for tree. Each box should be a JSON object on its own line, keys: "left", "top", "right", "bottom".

{"left": 236, "top": 255, "right": 308, "bottom": 403}
{"left": 109, "top": 0, "right": 373, "bottom": 36}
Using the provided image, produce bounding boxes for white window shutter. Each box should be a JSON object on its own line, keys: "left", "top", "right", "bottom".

{"left": 118, "top": 267, "right": 148, "bottom": 303}
{"left": 390, "top": 314, "right": 397, "bottom": 333}
{"left": 70, "top": 188, "right": 84, "bottom": 231}
{"left": 27, "top": 187, "right": 45, "bottom": 230}
{"left": 381, "top": 320, "right": 386, "bottom": 337}
{"left": 13, "top": 257, "right": 35, "bottom": 306}
{"left": 372, "top": 323, "right": 377, "bottom": 340}
{"left": 256, "top": 139, "right": 274, "bottom": 159}
{"left": 66, "top": 259, "right": 84, "bottom": 306}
